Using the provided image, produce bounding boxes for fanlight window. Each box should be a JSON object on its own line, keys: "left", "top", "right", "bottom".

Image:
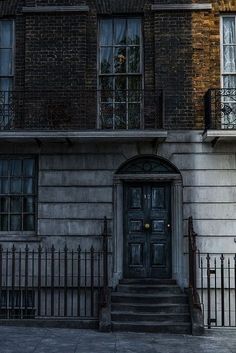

{"left": 116, "top": 156, "right": 179, "bottom": 174}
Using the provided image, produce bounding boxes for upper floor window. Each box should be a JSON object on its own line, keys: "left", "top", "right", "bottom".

{"left": 98, "top": 18, "right": 143, "bottom": 129}
{"left": 0, "top": 20, "right": 14, "bottom": 92}
{"left": 0, "top": 20, "right": 14, "bottom": 129}
{"left": 0, "top": 157, "right": 36, "bottom": 232}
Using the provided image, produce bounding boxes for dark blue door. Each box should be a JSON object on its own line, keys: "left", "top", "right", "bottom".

{"left": 124, "top": 182, "right": 171, "bottom": 278}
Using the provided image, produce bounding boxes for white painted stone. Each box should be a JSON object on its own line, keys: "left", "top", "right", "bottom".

{"left": 38, "top": 219, "right": 112, "bottom": 236}
{"left": 183, "top": 187, "right": 236, "bottom": 203}
{"left": 182, "top": 170, "right": 236, "bottom": 186}
{"left": 184, "top": 203, "right": 236, "bottom": 220}
{"left": 39, "top": 170, "right": 113, "bottom": 186}
{"left": 39, "top": 187, "right": 113, "bottom": 203}
{"left": 171, "top": 153, "right": 236, "bottom": 170}
{"left": 184, "top": 219, "right": 236, "bottom": 236}
{"left": 38, "top": 203, "right": 112, "bottom": 219}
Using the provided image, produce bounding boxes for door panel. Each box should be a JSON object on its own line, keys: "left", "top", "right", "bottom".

{"left": 124, "top": 182, "right": 171, "bottom": 278}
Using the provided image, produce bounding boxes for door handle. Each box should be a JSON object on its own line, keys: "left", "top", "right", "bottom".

{"left": 144, "top": 223, "right": 151, "bottom": 230}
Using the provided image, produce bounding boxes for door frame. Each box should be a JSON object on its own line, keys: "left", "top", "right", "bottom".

{"left": 112, "top": 172, "right": 185, "bottom": 288}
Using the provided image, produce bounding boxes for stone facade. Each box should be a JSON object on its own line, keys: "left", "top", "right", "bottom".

{"left": 0, "top": 0, "right": 236, "bottom": 290}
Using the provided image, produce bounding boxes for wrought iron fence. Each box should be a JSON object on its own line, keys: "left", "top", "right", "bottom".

{"left": 188, "top": 217, "right": 236, "bottom": 328}
{"left": 198, "top": 252, "right": 236, "bottom": 328}
{"left": 0, "top": 90, "right": 164, "bottom": 131}
{"left": 0, "top": 218, "right": 111, "bottom": 321}
{"left": 205, "top": 89, "right": 236, "bottom": 130}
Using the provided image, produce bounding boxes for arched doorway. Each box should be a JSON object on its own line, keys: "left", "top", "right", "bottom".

{"left": 113, "top": 155, "right": 184, "bottom": 286}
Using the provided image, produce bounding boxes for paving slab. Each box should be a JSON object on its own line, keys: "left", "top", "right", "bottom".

{"left": 0, "top": 327, "right": 235, "bottom": 353}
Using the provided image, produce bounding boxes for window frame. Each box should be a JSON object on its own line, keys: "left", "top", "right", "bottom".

{"left": 0, "top": 156, "right": 38, "bottom": 234}
{"left": 97, "top": 16, "right": 144, "bottom": 130}
{"left": 0, "top": 19, "right": 15, "bottom": 91}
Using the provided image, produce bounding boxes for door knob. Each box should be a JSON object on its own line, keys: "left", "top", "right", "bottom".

{"left": 144, "top": 223, "right": 151, "bottom": 230}
{"left": 167, "top": 224, "right": 171, "bottom": 228}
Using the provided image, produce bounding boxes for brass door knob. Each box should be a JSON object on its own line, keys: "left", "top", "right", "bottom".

{"left": 144, "top": 223, "right": 151, "bottom": 230}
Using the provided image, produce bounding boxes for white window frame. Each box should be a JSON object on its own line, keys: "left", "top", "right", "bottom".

{"left": 220, "top": 16, "right": 236, "bottom": 128}
{"left": 97, "top": 17, "right": 144, "bottom": 130}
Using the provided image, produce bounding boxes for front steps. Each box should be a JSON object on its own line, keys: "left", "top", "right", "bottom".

{"left": 111, "top": 279, "right": 191, "bottom": 334}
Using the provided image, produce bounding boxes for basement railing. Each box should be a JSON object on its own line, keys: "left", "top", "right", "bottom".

{"left": 0, "top": 90, "right": 164, "bottom": 131}
{"left": 0, "top": 217, "right": 111, "bottom": 323}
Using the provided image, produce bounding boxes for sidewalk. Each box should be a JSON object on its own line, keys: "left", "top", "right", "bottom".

{"left": 0, "top": 326, "right": 235, "bottom": 353}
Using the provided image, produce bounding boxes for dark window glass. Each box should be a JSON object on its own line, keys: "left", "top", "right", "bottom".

{"left": 0, "top": 158, "right": 36, "bottom": 231}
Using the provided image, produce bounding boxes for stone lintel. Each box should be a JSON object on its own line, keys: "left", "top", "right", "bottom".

{"left": 22, "top": 6, "right": 89, "bottom": 13}
{"left": 151, "top": 4, "right": 212, "bottom": 11}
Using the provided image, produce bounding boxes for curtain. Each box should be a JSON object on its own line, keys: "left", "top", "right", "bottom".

{"left": 223, "top": 18, "right": 236, "bottom": 87}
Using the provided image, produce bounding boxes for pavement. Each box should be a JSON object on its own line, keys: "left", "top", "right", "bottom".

{"left": 0, "top": 326, "right": 235, "bottom": 353}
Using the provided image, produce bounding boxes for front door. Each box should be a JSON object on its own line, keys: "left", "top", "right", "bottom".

{"left": 124, "top": 182, "right": 171, "bottom": 278}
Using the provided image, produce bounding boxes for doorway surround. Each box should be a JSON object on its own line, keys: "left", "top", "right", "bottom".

{"left": 112, "top": 155, "right": 184, "bottom": 288}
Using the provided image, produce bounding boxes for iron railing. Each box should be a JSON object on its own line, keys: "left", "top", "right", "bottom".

{"left": 198, "top": 252, "right": 236, "bottom": 328}
{"left": 205, "top": 88, "right": 236, "bottom": 130}
{"left": 0, "top": 90, "right": 164, "bottom": 131}
{"left": 188, "top": 217, "right": 236, "bottom": 328}
{"left": 0, "top": 218, "right": 111, "bottom": 321}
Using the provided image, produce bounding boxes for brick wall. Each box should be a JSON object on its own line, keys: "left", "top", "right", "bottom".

{"left": 0, "top": 0, "right": 233, "bottom": 129}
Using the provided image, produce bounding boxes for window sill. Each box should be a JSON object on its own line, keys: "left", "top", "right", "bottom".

{"left": 0, "top": 232, "right": 41, "bottom": 243}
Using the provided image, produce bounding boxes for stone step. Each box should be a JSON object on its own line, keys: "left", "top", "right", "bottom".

{"left": 111, "top": 292, "right": 188, "bottom": 305}
{"left": 111, "top": 321, "right": 191, "bottom": 334}
{"left": 111, "top": 303, "right": 190, "bottom": 314}
{"left": 116, "top": 284, "right": 182, "bottom": 294}
{"left": 111, "top": 311, "right": 190, "bottom": 322}
{"left": 120, "top": 278, "right": 177, "bottom": 285}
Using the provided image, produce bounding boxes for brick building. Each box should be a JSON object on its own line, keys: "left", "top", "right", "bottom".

{"left": 0, "top": 0, "right": 235, "bottom": 333}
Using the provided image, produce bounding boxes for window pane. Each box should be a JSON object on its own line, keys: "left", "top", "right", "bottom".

{"left": 223, "top": 75, "right": 236, "bottom": 89}
{"left": 23, "top": 179, "right": 33, "bottom": 194}
{"left": 100, "top": 104, "right": 113, "bottom": 129}
{"left": 223, "top": 18, "right": 236, "bottom": 44}
{"left": 10, "top": 160, "right": 22, "bottom": 177}
{"left": 115, "top": 76, "right": 126, "bottom": 102}
{"left": 128, "top": 47, "right": 140, "bottom": 73}
{"left": 0, "top": 197, "right": 8, "bottom": 212}
{"left": 114, "top": 47, "right": 126, "bottom": 73}
{"left": 0, "top": 78, "right": 12, "bottom": 92}
{"left": 0, "top": 21, "right": 13, "bottom": 48}
{"left": 10, "top": 178, "right": 22, "bottom": 194}
{"left": 128, "top": 104, "right": 141, "bottom": 129}
{"left": 115, "top": 104, "right": 126, "bottom": 129}
{"left": 23, "top": 215, "right": 34, "bottom": 231}
{"left": 0, "top": 179, "right": 9, "bottom": 194}
{"left": 100, "top": 47, "right": 113, "bottom": 74}
{"left": 128, "top": 19, "right": 141, "bottom": 45}
{"left": 10, "top": 215, "right": 21, "bottom": 231}
{"left": 23, "top": 197, "right": 34, "bottom": 213}
{"left": 223, "top": 45, "right": 236, "bottom": 72}
{"left": 128, "top": 76, "right": 142, "bottom": 91}
{"left": 114, "top": 19, "right": 126, "bottom": 45}
{"left": 0, "top": 49, "right": 13, "bottom": 76}
{"left": 0, "top": 215, "right": 8, "bottom": 231}
{"left": 100, "top": 20, "right": 113, "bottom": 46}
{"left": 100, "top": 77, "right": 113, "bottom": 103}
{"left": 23, "top": 159, "right": 35, "bottom": 177}
{"left": 0, "top": 160, "right": 8, "bottom": 176}
{"left": 10, "top": 197, "right": 22, "bottom": 213}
